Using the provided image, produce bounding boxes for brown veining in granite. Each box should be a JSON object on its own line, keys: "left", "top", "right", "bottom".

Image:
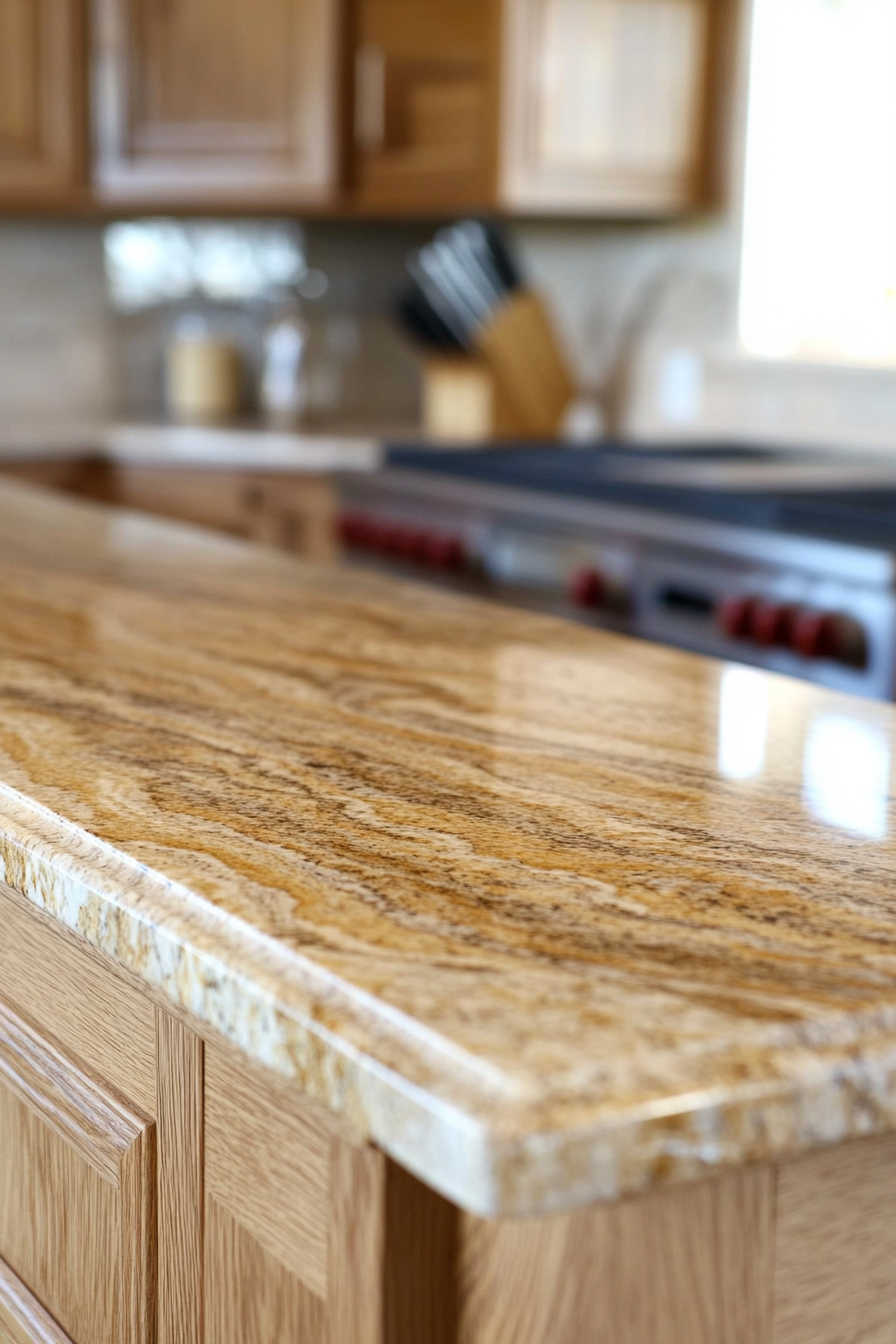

{"left": 2, "top": 479, "right": 896, "bottom": 1215}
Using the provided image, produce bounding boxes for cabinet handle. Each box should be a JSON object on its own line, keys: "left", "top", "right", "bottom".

{"left": 355, "top": 44, "right": 386, "bottom": 152}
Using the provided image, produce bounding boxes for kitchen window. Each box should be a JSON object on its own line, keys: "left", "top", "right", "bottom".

{"left": 739, "top": 0, "right": 896, "bottom": 365}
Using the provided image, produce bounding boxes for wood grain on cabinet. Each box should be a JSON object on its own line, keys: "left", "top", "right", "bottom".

{"left": 205, "top": 1042, "right": 332, "bottom": 1297}
{"left": 351, "top": 0, "right": 501, "bottom": 212}
{"left": 328, "top": 1138, "right": 386, "bottom": 1344}
{"left": 108, "top": 467, "right": 340, "bottom": 560}
{"left": 156, "top": 1012, "right": 204, "bottom": 1344}
{"left": 0, "top": 997, "right": 155, "bottom": 1344}
{"left": 328, "top": 1140, "right": 460, "bottom": 1344}
{"left": 92, "top": 0, "right": 340, "bottom": 204}
{"left": 204, "top": 1042, "right": 333, "bottom": 1343}
{"left": 0, "top": 460, "right": 340, "bottom": 561}
{"left": 0, "top": 459, "right": 115, "bottom": 502}
{"left": 458, "top": 1165, "right": 775, "bottom": 1344}
{"left": 773, "top": 1134, "right": 896, "bottom": 1344}
{"left": 205, "top": 1198, "right": 327, "bottom": 1344}
{"left": 500, "top": 0, "right": 713, "bottom": 213}
{"left": 0, "top": 0, "right": 84, "bottom": 205}
{"left": 0, "top": 883, "right": 156, "bottom": 1116}
{"left": 382, "top": 1161, "right": 458, "bottom": 1344}
{"left": 0, "top": 1256, "right": 76, "bottom": 1344}
{"left": 203, "top": 1039, "right": 459, "bottom": 1344}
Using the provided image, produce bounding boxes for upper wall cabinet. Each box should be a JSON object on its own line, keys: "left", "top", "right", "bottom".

{"left": 500, "top": 0, "right": 715, "bottom": 213}
{"left": 0, "top": 0, "right": 85, "bottom": 206}
{"left": 351, "top": 0, "right": 502, "bottom": 213}
{"left": 92, "top": 0, "right": 341, "bottom": 205}
{"left": 0, "top": 0, "right": 736, "bottom": 216}
{"left": 351, "top": 0, "right": 736, "bottom": 216}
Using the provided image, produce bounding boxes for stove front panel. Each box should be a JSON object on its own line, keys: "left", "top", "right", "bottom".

{"left": 338, "top": 472, "right": 896, "bottom": 701}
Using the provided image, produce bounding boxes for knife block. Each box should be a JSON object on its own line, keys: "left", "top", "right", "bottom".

{"left": 420, "top": 290, "right": 577, "bottom": 442}
{"left": 421, "top": 357, "right": 521, "bottom": 441}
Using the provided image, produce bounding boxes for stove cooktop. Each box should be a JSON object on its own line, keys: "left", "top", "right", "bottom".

{"left": 384, "top": 443, "right": 896, "bottom": 549}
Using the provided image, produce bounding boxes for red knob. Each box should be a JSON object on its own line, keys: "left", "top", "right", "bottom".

{"left": 569, "top": 568, "right": 606, "bottom": 609}
{"left": 339, "top": 513, "right": 383, "bottom": 549}
{"left": 378, "top": 524, "right": 405, "bottom": 557}
{"left": 424, "top": 535, "right": 465, "bottom": 570}
{"left": 751, "top": 601, "right": 798, "bottom": 647}
{"left": 339, "top": 513, "right": 366, "bottom": 546}
{"left": 792, "top": 610, "right": 868, "bottom": 667}
{"left": 792, "top": 610, "right": 837, "bottom": 660}
{"left": 717, "top": 595, "right": 757, "bottom": 640}
{"left": 391, "top": 527, "right": 428, "bottom": 562}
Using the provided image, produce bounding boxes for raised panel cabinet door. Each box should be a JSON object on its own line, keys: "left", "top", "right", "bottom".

{"left": 0, "top": 1257, "right": 78, "bottom": 1344}
{"left": 0, "top": 0, "right": 84, "bottom": 204}
{"left": 92, "top": 0, "right": 340, "bottom": 203}
{"left": 499, "top": 0, "right": 713, "bottom": 213}
{"left": 0, "top": 997, "right": 155, "bottom": 1344}
{"left": 352, "top": 0, "right": 501, "bottom": 212}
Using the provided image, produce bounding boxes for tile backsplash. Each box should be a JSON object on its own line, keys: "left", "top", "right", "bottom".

{"left": 0, "top": 214, "right": 735, "bottom": 433}
{"left": 0, "top": 224, "right": 115, "bottom": 422}
{"left": 4, "top": 212, "right": 896, "bottom": 454}
{"left": 109, "top": 221, "right": 431, "bottom": 428}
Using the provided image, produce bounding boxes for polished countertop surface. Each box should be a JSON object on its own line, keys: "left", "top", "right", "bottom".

{"left": 3, "top": 481, "right": 896, "bottom": 1217}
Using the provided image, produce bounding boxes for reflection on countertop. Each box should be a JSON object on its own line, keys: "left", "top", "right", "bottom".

{"left": 3, "top": 479, "right": 896, "bottom": 1217}
{"left": 718, "top": 661, "right": 892, "bottom": 838}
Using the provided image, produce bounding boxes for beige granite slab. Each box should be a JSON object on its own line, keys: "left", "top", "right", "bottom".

{"left": 2, "top": 480, "right": 896, "bottom": 1216}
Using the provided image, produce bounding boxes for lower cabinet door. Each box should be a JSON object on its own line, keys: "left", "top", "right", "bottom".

{"left": 0, "top": 997, "right": 155, "bottom": 1344}
{"left": 0, "top": 1256, "right": 78, "bottom": 1344}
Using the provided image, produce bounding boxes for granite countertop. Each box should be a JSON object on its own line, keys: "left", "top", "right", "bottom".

{"left": 3, "top": 481, "right": 896, "bottom": 1219}
{"left": 0, "top": 419, "right": 383, "bottom": 472}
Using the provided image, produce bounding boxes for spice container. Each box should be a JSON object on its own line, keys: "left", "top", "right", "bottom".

{"left": 165, "top": 317, "right": 243, "bottom": 424}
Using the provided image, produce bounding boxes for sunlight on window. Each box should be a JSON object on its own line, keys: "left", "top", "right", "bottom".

{"left": 740, "top": 0, "right": 896, "bottom": 364}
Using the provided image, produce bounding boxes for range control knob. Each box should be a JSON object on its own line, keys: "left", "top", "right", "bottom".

{"left": 791, "top": 610, "right": 838, "bottom": 660}
{"left": 338, "top": 512, "right": 370, "bottom": 547}
{"left": 424, "top": 535, "right": 466, "bottom": 570}
{"left": 716, "top": 595, "right": 757, "bottom": 640}
{"left": 751, "top": 601, "right": 798, "bottom": 647}
{"left": 569, "top": 567, "right": 606, "bottom": 609}
{"left": 792, "top": 610, "right": 868, "bottom": 668}
{"left": 402, "top": 529, "right": 431, "bottom": 562}
{"left": 382, "top": 525, "right": 426, "bottom": 561}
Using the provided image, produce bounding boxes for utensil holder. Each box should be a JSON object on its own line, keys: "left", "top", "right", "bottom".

{"left": 421, "top": 357, "right": 522, "bottom": 441}
{"left": 420, "top": 290, "right": 576, "bottom": 441}
{"left": 474, "top": 289, "right": 577, "bottom": 438}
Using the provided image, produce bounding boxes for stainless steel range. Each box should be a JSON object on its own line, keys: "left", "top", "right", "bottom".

{"left": 339, "top": 443, "right": 896, "bottom": 700}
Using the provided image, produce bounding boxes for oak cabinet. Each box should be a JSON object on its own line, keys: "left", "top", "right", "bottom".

{"left": 0, "top": 0, "right": 734, "bottom": 216}
{"left": 0, "top": 882, "right": 455, "bottom": 1344}
{"left": 500, "top": 0, "right": 713, "bottom": 213}
{"left": 91, "top": 0, "right": 341, "bottom": 205}
{"left": 351, "top": 0, "right": 732, "bottom": 215}
{"left": 107, "top": 466, "right": 340, "bottom": 560}
{"left": 6, "top": 820, "right": 896, "bottom": 1343}
{"left": 0, "top": 460, "right": 340, "bottom": 563}
{"left": 351, "top": 0, "right": 501, "bottom": 213}
{"left": 0, "top": 1257, "right": 80, "bottom": 1344}
{"left": 0, "top": 998, "right": 154, "bottom": 1344}
{"left": 0, "top": 0, "right": 84, "bottom": 206}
